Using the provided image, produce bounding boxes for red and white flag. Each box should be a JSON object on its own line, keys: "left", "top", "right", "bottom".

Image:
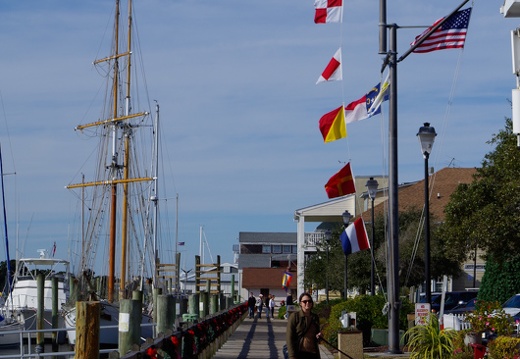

{"left": 314, "top": 0, "right": 343, "bottom": 24}
{"left": 316, "top": 48, "right": 342, "bottom": 84}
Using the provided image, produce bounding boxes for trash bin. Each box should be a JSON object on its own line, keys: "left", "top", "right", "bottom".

{"left": 470, "top": 343, "right": 486, "bottom": 359}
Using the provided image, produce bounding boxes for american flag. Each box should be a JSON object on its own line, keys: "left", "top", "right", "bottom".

{"left": 411, "top": 8, "right": 472, "bottom": 54}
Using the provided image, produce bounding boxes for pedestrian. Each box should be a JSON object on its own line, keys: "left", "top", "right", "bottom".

{"left": 269, "top": 294, "right": 276, "bottom": 318}
{"left": 257, "top": 294, "right": 264, "bottom": 318}
{"left": 285, "top": 292, "right": 322, "bottom": 359}
{"left": 247, "top": 292, "right": 256, "bottom": 319}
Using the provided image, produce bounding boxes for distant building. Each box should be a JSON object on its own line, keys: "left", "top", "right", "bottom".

{"left": 237, "top": 232, "right": 297, "bottom": 306}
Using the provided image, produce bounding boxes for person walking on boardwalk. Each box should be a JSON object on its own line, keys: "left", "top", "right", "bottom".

{"left": 257, "top": 294, "right": 264, "bottom": 318}
{"left": 286, "top": 292, "right": 322, "bottom": 359}
{"left": 248, "top": 292, "right": 256, "bottom": 319}
{"left": 269, "top": 294, "right": 276, "bottom": 318}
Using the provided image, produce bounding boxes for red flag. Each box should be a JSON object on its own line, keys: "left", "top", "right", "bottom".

{"left": 324, "top": 162, "right": 356, "bottom": 198}
{"left": 316, "top": 48, "right": 342, "bottom": 84}
{"left": 314, "top": 0, "right": 343, "bottom": 24}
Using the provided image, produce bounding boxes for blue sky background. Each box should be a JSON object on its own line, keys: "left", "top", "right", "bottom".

{"left": 0, "top": 0, "right": 516, "bottom": 273}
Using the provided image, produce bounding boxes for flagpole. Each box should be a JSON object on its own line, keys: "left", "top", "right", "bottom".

{"left": 386, "top": 23, "right": 401, "bottom": 354}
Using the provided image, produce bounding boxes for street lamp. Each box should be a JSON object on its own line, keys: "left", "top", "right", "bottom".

{"left": 325, "top": 229, "right": 332, "bottom": 303}
{"left": 417, "top": 122, "right": 437, "bottom": 306}
{"left": 366, "top": 177, "right": 379, "bottom": 296}
{"left": 342, "top": 210, "right": 352, "bottom": 300}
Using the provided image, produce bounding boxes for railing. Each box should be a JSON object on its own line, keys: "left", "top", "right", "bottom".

{"left": 442, "top": 313, "right": 471, "bottom": 331}
{"left": 304, "top": 232, "right": 326, "bottom": 248}
{"left": 121, "top": 302, "right": 249, "bottom": 359}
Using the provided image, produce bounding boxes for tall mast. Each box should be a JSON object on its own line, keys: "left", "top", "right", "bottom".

{"left": 119, "top": 0, "right": 134, "bottom": 300}
{"left": 107, "top": 0, "right": 121, "bottom": 304}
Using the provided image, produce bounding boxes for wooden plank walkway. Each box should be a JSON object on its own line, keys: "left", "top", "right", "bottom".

{"left": 211, "top": 316, "right": 335, "bottom": 359}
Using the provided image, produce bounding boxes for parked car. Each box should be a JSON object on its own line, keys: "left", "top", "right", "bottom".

{"left": 420, "top": 291, "right": 478, "bottom": 313}
{"left": 502, "top": 293, "right": 520, "bottom": 320}
{"left": 444, "top": 297, "right": 477, "bottom": 315}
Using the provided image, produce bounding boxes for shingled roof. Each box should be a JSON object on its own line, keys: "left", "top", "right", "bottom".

{"left": 363, "top": 167, "right": 477, "bottom": 222}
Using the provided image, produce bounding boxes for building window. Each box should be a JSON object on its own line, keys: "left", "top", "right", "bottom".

{"left": 291, "top": 245, "right": 297, "bottom": 253}
{"left": 262, "top": 245, "right": 271, "bottom": 254}
{"left": 272, "top": 245, "right": 282, "bottom": 254}
{"left": 283, "top": 245, "right": 291, "bottom": 254}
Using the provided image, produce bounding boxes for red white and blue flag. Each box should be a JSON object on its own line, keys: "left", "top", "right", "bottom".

{"left": 340, "top": 218, "right": 370, "bottom": 255}
{"left": 314, "top": 0, "right": 343, "bottom": 24}
{"left": 411, "top": 8, "right": 472, "bottom": 53}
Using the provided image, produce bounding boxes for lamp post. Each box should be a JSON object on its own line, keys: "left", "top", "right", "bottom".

{"left": 366, "top": 177, "right": 379, "bottom": 296}
{"left": 325, "top": 229, "right": 331, "bottom": 303}
{"left": 342, "top": 210, "right": 352, "bottom": 300}
{"left": 417, "top": 122, "right": 437, "bottom": 306}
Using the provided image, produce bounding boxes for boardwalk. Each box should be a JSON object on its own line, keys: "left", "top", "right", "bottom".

{"left": 212, "top": 316, "right": 334, "bottom": 359}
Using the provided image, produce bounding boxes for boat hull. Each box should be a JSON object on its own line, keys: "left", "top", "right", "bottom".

{"left": 64, "top": 301, "right": 154, "bottom": 346}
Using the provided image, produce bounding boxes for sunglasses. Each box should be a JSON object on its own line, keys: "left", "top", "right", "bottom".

{"left": 301, "top": 300, "right": 313, "bottom": 304}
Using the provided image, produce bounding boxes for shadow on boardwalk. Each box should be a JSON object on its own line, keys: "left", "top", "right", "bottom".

{"left": 211, "top": 316, "right": 334, "bottom": 359}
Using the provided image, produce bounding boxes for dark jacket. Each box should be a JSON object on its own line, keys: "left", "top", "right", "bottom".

{"left": 248, "top": 296, "right": 256, "bottom": 308}
{"left": 286, "top": 309, "right": 321, "bottom": 359}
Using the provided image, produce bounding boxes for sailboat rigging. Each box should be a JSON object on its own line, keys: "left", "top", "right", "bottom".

{"left": 63, "top": 0, "right": 169, "bottom": 346}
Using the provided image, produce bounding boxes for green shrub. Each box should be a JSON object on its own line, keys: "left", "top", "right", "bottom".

{"left": 487, "top": 336, "right": 520, "bottom": 359}
{"left": 451, "top": 330, "right": 474, "bottom": 359}
{"left": 404, "top": 313, "right": 456, "bottom": 359}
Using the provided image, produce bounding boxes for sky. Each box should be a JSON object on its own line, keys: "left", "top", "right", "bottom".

{"left": 0, "top": 0, "right": 517, "bottom": 273}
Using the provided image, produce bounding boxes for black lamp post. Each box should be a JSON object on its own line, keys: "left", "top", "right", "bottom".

{"left": 417, "top": 122, "right": 437, "bottom": 306}
{"left": 366, "top": 177, "right": 379, "bottom": 296}
{"left": 325, "top": 229, "right": 331, "bottom": 303}
{"left": 342, "top": 210, "right": 352, "bottom": 300}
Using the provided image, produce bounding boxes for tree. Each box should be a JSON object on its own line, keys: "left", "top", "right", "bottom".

{"left": 304, "top": 206, "right": 463, "bottom": 295}
{"left": 442, "top": 119, "right": 520, "bottom": 301}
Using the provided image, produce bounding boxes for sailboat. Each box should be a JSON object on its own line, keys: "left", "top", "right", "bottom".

{"left": 0, "top": 145, "right": 24, "bottom": 347}
{"left": 63, "top": 0, "right": 168, "bottom": 346}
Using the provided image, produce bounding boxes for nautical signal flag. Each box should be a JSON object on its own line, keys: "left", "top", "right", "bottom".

{"left": 319, "top": 105, "right": 346, "bottom": 143}
{"left": 345, "top": 80, "right": 390, "bottom": 124}
{"left": 340, "top": 217, "right": 370, "bottom": 255}
{"left": 316, "top": 48, "right": 342, "bottom": 84}
{"left": 282, "top": 272, "right": 293, "bottom": 289}
{"left": 411, "top": 8, "right": 472, "bottom": 53}
{"left": 324, "top": 162, "right": 356, "bottom": 199}
{"left": 314, "top": 0, "right": 343, "bottom": 24}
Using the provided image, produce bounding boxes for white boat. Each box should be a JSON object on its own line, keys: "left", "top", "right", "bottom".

{"left": 0, "top": 145, "right": 29, "bottom": 347}
{"left": 63, "top": 0, "right": 170, "bottom": 347}
{"left": 3, "top": 251, "right": 69, "bottom": 336}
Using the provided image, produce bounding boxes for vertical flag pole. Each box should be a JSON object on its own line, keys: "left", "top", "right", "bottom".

{"left": 386, "top": 24, "right": 401, "bottom": 355}
{"left": 379, "top": 0, "right": 401, "bottom": 352}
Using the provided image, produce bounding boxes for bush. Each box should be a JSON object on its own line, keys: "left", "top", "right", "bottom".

{"left": 404, "top": 313, "right": 456, "bottom": 359}
{"left": 487, "top": 336, "right": 520, "bottom": 359}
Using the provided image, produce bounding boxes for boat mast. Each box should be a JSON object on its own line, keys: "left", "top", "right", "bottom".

{"left": 0, "top": 145, "right": 13, "bottom": 295}
{"left": 119, "top": 0, "right": 133, "bottom": 300}
{"left": 107, "top": 0, "right": 121, "bottom": 303}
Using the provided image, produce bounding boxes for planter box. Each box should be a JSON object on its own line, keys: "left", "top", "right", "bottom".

{"left": 338, "top": 331, "right": 363, "bottom": 359}
{"left": 371, "top": 328, "right": 405, "bottom": 346}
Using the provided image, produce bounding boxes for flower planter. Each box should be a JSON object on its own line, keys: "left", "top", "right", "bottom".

{"left": 338, "top": 331, "right": 363, "bottom": 359}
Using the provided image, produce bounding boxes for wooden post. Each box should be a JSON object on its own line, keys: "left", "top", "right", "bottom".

{"left": 36, "top": 273, "right": 45, "bottom": 352}
{"left": 188, "top": 294, "right": 199, "bottom": 318}
{"left": 118, "top": 298, "right": 141, "bottom": 355}
{"left": 210, "top": 294, "right": 218, "bottom": 315}
{"left": 156, "top": 294, "right": 174, "bottom": 334}
{"left": 52, "top": 277, "right": 59, "bottom": 352}
{"left": 230, "top": 274, "right": 235, "bottom": 304}
{"left": 75, "top": 301, "right": 100, "bottom": 359}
